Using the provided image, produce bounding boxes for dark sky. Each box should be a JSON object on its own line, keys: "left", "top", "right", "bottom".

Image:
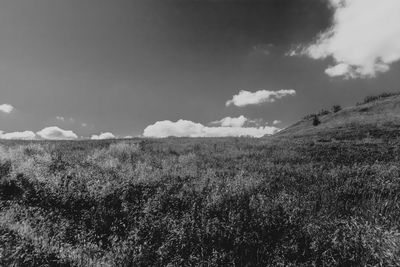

{"left": 1, "top": 0, "right": 399, "bottom": 137}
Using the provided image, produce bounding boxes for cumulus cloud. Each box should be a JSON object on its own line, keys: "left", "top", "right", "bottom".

{"left": 36, "top": 126, "right": 78, "bottom": 140}
{"left": 0, "top": 104, "right": 14, "bottom": 114}
{"left": 91, "top": 132, "right": 115, "bottom": 140}
{"left": 272, "top": 120, "right": 282, "bottom": 125}
{"left": 143, "top": 119, "right": 280, "bottom": 138}
{"left": 226, "top": 89, "right": 296, "bottom": 107}
{"left": 211, "top": 115, "right": 248, "bottom": 127}
{"left": 324, "top": 63, "right": 353, "bottom": 77}
{"left": 297, "top": 0, "right": 400, "bottom": 78}
{"left": 0, "top": 130, "right": 36, "bottom": 140}
{"left": 56, "top": 116, "right": 65, "bottom": 121}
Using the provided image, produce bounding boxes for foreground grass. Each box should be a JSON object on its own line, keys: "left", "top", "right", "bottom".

{"left": 1, "top": 136, "right": 400, "bottom": 266}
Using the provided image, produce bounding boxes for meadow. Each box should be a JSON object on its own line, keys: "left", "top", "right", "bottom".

{"left": 1, "top": 133, "right": 400, "bottom": 266}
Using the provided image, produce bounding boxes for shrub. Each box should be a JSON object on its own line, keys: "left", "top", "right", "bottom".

{"left": 303, "top": 113, "right": 316, "bottom": 120}
{"left": 318, "top": 109, "right": 330, "bottom": 116}
{"left": 332, "top": 104, "right": 342, "bottom": 113}
{"left": 303, "top": 109, "right": 330, "bottom": 120}
{"left": 357, "top": 92, "right": 400, "bottom": 105}
{"left": 312, "top": 115, "right": 321, "bottom": 126}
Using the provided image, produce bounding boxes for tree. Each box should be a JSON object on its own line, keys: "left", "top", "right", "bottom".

{"left": 332, "top": 105, "right": 342, "bottom": 113}
{"left": 313, "top": 115, "right": 321, "bottom": 126}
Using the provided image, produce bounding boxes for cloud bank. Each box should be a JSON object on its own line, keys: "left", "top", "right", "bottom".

{"left": 143, "top": 119, "right": 279, "bottom": 138}
{"left": 36, "top": 126, "right": 78, "bottom": 140}
{"left": 0, "top": 104, "right": 14, "bottom": 114}
{"left": 91, "top": 132, "right": 116, "bottom": 140}
{"left": 0, "top": 131, "right": 36, "bottom": 140}
{"left": 211, "top": 115, "right": 248, "bottom": 127}
{"left": 226, "top": 89, "right": 296, "bottom": 107}
{"left": 298, "top": 0, "right": 400, "bottom": 78}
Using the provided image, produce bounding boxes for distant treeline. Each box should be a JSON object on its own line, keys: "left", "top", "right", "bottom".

{"left": 303, "top": 91, "right": 400, "bottom": 121}
{"left": 357, "top": 92, "right": 400, "bottom": 105}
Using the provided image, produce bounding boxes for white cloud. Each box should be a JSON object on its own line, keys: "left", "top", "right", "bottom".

{"left": 0, "top": 130, "right": 36, "bottom": 140}
{"left": 300, "top": 0, "right": 400, "bottom": 78}
{"left": 37, "top": 126, "right": 78, "bottom": 140}
{"left": 143, "top": 119, "right": 280, "bottom": 138}
{"left": 144, "top": 120, "right": 203, "bottom": 138}
{"left": 211, "top": 115, "right": 248, "bottom": 127}
{"left": 226, "top": 89, "right": 296, "bottom": 107}
{"left": 286, "top": 45, "right": 303, "bottom": 57}
{"left": 0, "top": 104, "right": 14, "bottom": 114}
{"left": 56, "top": 116, "right": 65, "bottom": 121}
{"left": 324, "top": 63, "right": 353, "bottom": 78}
{"left": 81, "top": 123, "right": 88, "bottom": 127}
{"left": 272, "top": 120, "right": 282, "bottom": 125}
{"left": 91, "top": 132, "right": 115, "bottom": 140}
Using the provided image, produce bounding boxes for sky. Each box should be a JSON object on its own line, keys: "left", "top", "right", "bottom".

{"left": 1, "top": 0, "right": 400, "bottom": 139}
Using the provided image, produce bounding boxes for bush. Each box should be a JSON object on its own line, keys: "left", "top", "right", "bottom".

{"left": 357, "top": 92, "right": 400, "bottom": 105}
{"left": 303, "top": 109, "right": 330, "bottom": 120}
{"left": 318, "top": 109, "right": 330, "bottom": 116}
{"left": 312, "top": 115, "right": 321, "bottom": 126}
{"left": 332, "top": 104, "right": 342, "bottom": 113}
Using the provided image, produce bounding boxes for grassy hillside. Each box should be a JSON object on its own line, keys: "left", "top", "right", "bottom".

{"left": 1, "top": 134, "right": 400, "bottom": 266}
{"left": 277, "top": 92, "right": 400, "bottom": 140}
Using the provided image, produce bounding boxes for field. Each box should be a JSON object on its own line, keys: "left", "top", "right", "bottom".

{"left": 1, "top": 134, "right": 400, "bottom": 266}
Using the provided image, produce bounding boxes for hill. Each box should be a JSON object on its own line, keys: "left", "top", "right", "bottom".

{"left": 277, "top": 92, "right": 400, "bottom": 140}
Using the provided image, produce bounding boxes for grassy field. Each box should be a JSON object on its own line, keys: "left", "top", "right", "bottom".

{"left": 1, "top": 134, "right": 400, "bottom": 266}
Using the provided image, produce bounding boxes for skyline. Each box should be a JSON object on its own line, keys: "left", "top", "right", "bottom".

{"left": 1, "top": 0, "right": 400, "bottom": 139}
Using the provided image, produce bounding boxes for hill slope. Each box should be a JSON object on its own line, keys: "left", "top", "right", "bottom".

{"left": 277, "top": 94, "right": 400, "bottom": 140}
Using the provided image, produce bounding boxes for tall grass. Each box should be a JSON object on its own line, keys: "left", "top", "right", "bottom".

{"left": 1, "top": 137, "right": 400, "bottom": 266}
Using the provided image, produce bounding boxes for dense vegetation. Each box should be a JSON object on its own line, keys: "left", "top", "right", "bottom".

{"left": 302, "top": 106, "right": 338, "bottom": 121}
{"left": 357, "top": 92, "right": 400, "bottom": 106}
{"left": 1, "top": 134, "right": 400, "bottom": 266}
